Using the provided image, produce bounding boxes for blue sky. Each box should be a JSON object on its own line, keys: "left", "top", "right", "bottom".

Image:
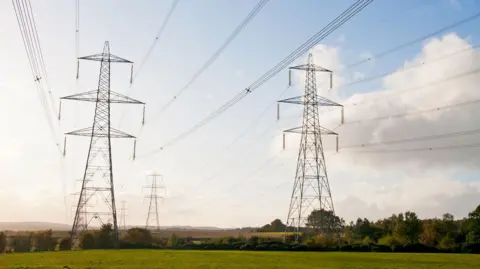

{"left": 1, "top": 0, "right": 480, "bottom": 228}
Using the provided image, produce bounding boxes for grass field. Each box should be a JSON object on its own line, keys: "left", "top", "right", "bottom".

{"left": 1, "top": 250, "right": 480, "bottom": 268}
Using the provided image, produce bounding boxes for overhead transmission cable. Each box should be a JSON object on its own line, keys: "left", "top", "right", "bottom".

{"left": 12, "top": 0, "right": 61, "bottom": 154}
{"left": 132, "top": 0, "right": 180, "bottom": 83}
{"left": 342, "top": 10, "right": 480, "bottom": 70}
{"left": 136, "top": 0, "right": 374, "bottom": 159}
{"left": 345, "top": 66, "right": 480, "bottom": 107}
{"left": 340, "top": 128, "right": 480, "bottom": 149}
{"left": 344, "top": 98, "right": 480, "bottom": 125}
{"left": 347, "top": 142, "right": 480, "bottom": 154}
{"left": 147, "top": 0, "right": 271, "bottom": 122}
{"left": 184, "top": 85, "right": 292, "bottom": 192}
{"left": 339, "top": 44, "right": 480, "bottom": 91}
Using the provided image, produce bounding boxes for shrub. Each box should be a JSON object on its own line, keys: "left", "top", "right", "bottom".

{"left": 122, "top": 228, "right": 152, "bottom": 247}
{"left": 255, "top": 244, "right": 267, "bottom": 251}
{"left": 58, "top": 238, "right": 71, "bottom": 251}
{"left": 240, "top": 243, "right": 254, "bottom": 250}
{"left": 80, "top": 233, "right": 95, "bottom": 250}
{"left": 371, "top": 244, "right": 391, "bottom": 252}
{"left": 10, "top": 235, "right": 31, "bottom": 253}
{"left": 461, "top": 243, "right": 480, "bottom": 254}
{"left": 0, "top": 232, "right": 6, "bottom": 253}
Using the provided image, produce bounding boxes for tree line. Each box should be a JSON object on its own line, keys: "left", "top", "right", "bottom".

{"left": 1, "top": 204, "right": 479, "bottom": 254}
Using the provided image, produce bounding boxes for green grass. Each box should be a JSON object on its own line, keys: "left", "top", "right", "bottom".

{"left": 0, "top": 250, "right": 479, "bottom": 268}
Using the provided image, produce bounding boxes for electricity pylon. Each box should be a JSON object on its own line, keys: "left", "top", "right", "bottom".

{"left": 278, "top": 53, "right": 342, "bottom": 242}
{"left": 60, "top": 41, "right": 145, "bottom": 248}
{"left": 144, "top": 173, "right": 165, "bottom": 231}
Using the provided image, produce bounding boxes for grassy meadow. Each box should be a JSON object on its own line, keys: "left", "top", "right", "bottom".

{"left": 1, "top": 250, "right": 479, "bottom": 268}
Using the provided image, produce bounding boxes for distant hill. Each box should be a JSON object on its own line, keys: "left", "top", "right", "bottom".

{"left": 0, "top": 222, "right": 234, "bottom": 232}
{"left": 0, "top": 222, "right": 70, "bottom": 231}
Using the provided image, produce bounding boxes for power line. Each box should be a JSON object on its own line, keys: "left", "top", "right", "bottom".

{"left": 132, "top": 0, "right": 180, "bottom": 83}
{"left": 347, "top": 142, "right": 480, "bottom": 154}
{"left": 338, "top": 44, "right": 479, "bottom": 91}
{"left": 343, "top": 10, "right": 480, "bottom": 70}
{"left": 148, "top": 0, "right": 270, "bottom": 122}
{"left": 136, "top": 0, "right": 374, "bottom": 159}
{"left": 345, "top": 66, "right": 480, "bottom": 107}
{"left": 340, "top": 128, "right": 480, "bottom": 149}
{"left": 75, "top": 0, "right": 80, "bottom": 69}
{"left": 344, "top": 98, "right": 480, "bottom": 125}
{"left": 196, "top": 85, "right": 290, "bottom": 178}
{"left": 12, "top": 0, "right": 61, "bottom": 154}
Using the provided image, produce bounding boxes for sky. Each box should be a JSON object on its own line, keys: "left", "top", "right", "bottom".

{"left": 1, "top": 0, "right": 480, "bottom": 228}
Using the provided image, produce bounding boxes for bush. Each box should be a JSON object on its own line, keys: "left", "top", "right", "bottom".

{"left": 80, "top": 233, "right": 95, "bottom": 250}
{"left": 461, "top": 243, "right": 480, "bottom": 254}
{"left": 0, "top": 232, "right": 6, "bottom": 253}
{"left": 255, "top": 244, "right": 267, "bottom": 251}
{"left": 371, "top": 244, "right": 391, "bottom": 252}
{"left": 58, "top": 238, "right": 71, "bottom": 251}
{"left": 401, "top": 243, "right": 438, "bottom": 253}
{"left": 240, "top": 243, "right": 254, "bottom": 250}
{"left": 123, "top": 228, "right": 152, "bottom": 247}
{"left": 32, "top": 230, "right": 56, "bottom": 251}
{"left": 339, "top": 244, "right": 353, "bottom": 251}
{"left": 10, "top": 235, "right": 31, "bottom": 253}
{"left": 378, "top": 235, "right": 407, "bottom": 246}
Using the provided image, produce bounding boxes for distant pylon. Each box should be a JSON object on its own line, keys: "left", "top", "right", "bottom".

{"left": 60, "top": 41, "right": 145, "bottom": 248}
{"left": 278, "top": 53, "right": 343, "bottom": 242}
{"left": 119, "top": 200, "right": 127, "bottom": 230}
{"left": 144, "top": 173, "right": 165, "bottom": 231}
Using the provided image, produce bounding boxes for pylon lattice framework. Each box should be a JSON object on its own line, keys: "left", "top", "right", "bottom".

{"left": 278, "top": 53, "right": 342, "bottom": 241}
{"left": 144, "top": 173, "right": 166, "bottom": 231}
{"left": 60, "top": 41, "right": 145, "bottom": 248}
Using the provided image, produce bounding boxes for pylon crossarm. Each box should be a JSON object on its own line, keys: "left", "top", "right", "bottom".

{"left": 283, "top": 126, "right": 338, "bottom": 135}
{"left": 61, "top": 90, "right": 144, "bottom": 104}
{"left": 289, "top": 64, "right": 331, "bottom": 72}
{"left": 79, "top": 53, "right": 132, "bottom": 63}
{"left": 61, "top": 90, "right": 98, "bottom": 102}
{"left": 110, "top": 91, "right": 145, "bottom": 104}
{"left": 66, "top": 127, "right": 135, "bottom": 138}
{"left": 278, "top": 95, "right": 342, "bottom": 106}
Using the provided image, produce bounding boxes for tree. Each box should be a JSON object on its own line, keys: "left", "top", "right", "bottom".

{"left": 58, "top": 237, "right": 71, "bottom": 251}
{"left": 306, "top": 209, "right": 344, "bottom": 234}
{"left": 0, "top": 232, "right": 6, "bottom": 253}
{"left": 167, "top": 233, "right": 178, "bottom": 248}
{"left": 404, "top": 211, "right": 422, "bottom": 243}
{"left": 80, "top": 233, "right": 95, "bottom": 250}
{"left": 419, "top": 221, "right": 438, "bottom": 247}
{"left": 10, "top": 235, "right": 31, "bottom": 252}
{"left": 95, "top": 223, "right": 114, "bottom": 249}
{"left": 33, "top": 230, "right": 56, "bottom": 251}
{"left": 123, "top": 228, "right": 152, "bottom": 246}
{"left": 270, "top": 219, "right": 286, "bottom": 232}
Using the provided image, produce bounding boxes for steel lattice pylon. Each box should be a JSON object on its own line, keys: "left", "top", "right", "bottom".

{"left": 60, "top": 41, "right": 145, "bottom": 248}
{"left": 278, "top": 53, "right": 342, "bottom": 242}
{"left": 144, "top": 173, "right": 165, "bottom": 231}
